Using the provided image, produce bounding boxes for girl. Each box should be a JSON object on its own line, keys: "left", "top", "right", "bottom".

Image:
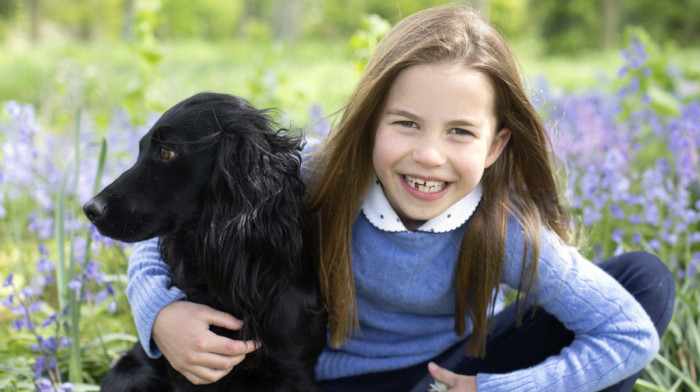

{"left": 125, "top": 5, "right": 675, "bottom": 392}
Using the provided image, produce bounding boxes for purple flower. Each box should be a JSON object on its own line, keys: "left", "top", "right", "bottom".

{"left": 3, "top": 273, "right": 13, "bottom": 287}
{"left": 632, "top": 232, "right": 642, "bottom": 244}
{"left": 609, "top": 204, "right": 626, "bottom": 220}
{"left": 611, "top": 228, "right": 624, "bottom": 243}
{"left": 67, "top": 280, "right": 82, "bottom": 293}
{"left": 1, "top": 294, "right": 14, "bottom": 308}
{"left": 36, "top": 256, "right": 55, "bottom": 272}
{"left": 41, "top": 312, "right": 58, "bottom": 328}
{"left": 35, "top": 377, "right": 54, "bottom": 392}
{"left": 60, "top": 383, "right": 75, "bottom": 392}
{"left": 583, "top": 205, "right": 602, "bottom": 226}
{"left": 629, "top": 214, "right": 643, "bottom": 225}
{"left": 648, "top": 239, "right": 661, "bottom": 251}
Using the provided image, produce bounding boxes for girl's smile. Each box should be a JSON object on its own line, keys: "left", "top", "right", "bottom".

{"left": 401, "top": 174, "right": 450, "bottom": 201}
{"left": 372, "top": 62, "right": 510, "bottom": 230}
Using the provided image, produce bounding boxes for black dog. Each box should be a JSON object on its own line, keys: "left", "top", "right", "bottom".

{"left": 83, "top": 92, "right": 327, "bottom": 392}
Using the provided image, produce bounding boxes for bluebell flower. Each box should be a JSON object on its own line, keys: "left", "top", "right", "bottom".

{"left": 95, "top": 289, "right": 107, "bottom": 305}
{"left": 36, "top": 256, "right": 55, "bottom": 272}
{"left": 583, "top": 205, "right": 602, "bottom": 226}
{"left": 67, "top": 280, "right": 82, "bottom": 293}
{"left": 611, "top": 228, "right": 624, "bottom": 244}
{"left": 648, "top": 239, "right": 661, "bottom": 251}
{"left": 60, "top": 382, "right": 75, "bottom": 392}
{"left": 41, "top": 312, "right": 58, "bottom": 328}
{"left": 34, "top": 377, "right": 54, "bottom": 392}
{"left": 632, "top": 232, "right": 642, "bottom": 244}
{"left": 609, "top": 204, "right": 626, "bottom": 220}
{"left": 3, "top": 273, "right": 13, "bottom": 287}
{"left": 1, "top": 294, "right": 14, "bottom": 308}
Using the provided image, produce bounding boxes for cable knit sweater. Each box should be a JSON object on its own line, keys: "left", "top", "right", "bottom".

{"left": 126, "top": 182, "right": 658, "bottom": 392}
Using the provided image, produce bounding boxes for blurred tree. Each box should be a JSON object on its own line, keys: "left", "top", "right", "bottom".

{"left": 238, "top": 0, "right": 264, "bottom": 35}
{"left": 0, "top": 0, "right": 17, "bottom": 19}
{"left": 1, "top": 0, "right": 696, "bottom": 51}
{"left": 625, "top": 0, "right": 700, "bottom": 46}
{"left": 531, "top": 0, "right": 601, "bottom": 54}
{"left": 489, "top": 0, "right": 528, "bottom": 39}
{"left": 29, "top": 0, "right": 40, "bottom": 41}
{"left": 309, "top": 0, "right": 453, "bottom": 39}
{"left": 158, "top": 0, "right": 243, "bottom": 39}
{"left": 0, "top": 0, "right": 18, "bottom": 39}
{"left": 601, "top": 0, "right": 621, "bottom": 50}
{"left": 43, "top": 0, "right": 123, "bottom": 40}
{"left": 123, "top": 0, "right": 135, "bottom": 41}
{"left": 273, "top": 0, "right": 302, "bottom": 41}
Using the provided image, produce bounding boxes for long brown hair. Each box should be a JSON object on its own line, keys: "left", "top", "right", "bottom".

{"left": 306, "top": 5, "right": 569, "bottom": 356}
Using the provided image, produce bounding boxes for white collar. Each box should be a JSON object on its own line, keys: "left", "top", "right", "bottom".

{"left": 361, "top": 178, "right": 483, "bottom": 233}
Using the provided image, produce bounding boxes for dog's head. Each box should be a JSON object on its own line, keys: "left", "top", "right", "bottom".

{"left": 83, "top": 92, "right": 304, "bottom": 245}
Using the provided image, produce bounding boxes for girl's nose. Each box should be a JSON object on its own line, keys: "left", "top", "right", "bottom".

{"left": 411, "top": 133, "right": 447, "bottom": 167}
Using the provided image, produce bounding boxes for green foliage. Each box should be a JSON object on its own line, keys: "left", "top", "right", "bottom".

{"left": 531, "top": 0, "right": 601, "bottom": 54}
{"left": 158, "top": 0, "right": 243, "bottom": 39}
{"left": 123, "top": 0, "right": 164, "bottom": 125}
{"left": 349, "top": 14, "right": 391, "bottom": 75}
{"left": 489, "top": 0, "right": 530, "bottom": 38}
{"left": 43, "top": 0, "right": 124, "bottom": 41}
{"left": 614, "top": 27, "right": 678, "bottom": 120}
{"left": 625, "top": 0, "right": 700, "bottom": 46}
{"left": 640, "top": 278, "right": 700, "bottom": 391}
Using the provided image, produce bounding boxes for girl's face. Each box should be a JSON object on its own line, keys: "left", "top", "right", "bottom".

{"left": 372, "top": 62, "right": 510, "bottom": 230}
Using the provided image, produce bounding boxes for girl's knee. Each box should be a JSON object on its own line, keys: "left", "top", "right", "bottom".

{"left": 602, "top": 251, "right": 675, "bottom": 333}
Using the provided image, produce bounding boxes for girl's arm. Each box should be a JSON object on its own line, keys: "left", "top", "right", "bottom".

{"left": 476, "top": 221, "right": 659, "bottom": 392}
{"left": 126, "top": 237, "right": 186, "bottom": 357}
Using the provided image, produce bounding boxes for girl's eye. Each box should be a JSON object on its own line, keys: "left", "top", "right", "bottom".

{"left": 159, "top": 147, "right": 175, "bottom": 160}
{"left": 398, "top": 121, "right": 418, "bottom": 128}
{"left": 449, "top": 128, "right": 473, "bottom": 136}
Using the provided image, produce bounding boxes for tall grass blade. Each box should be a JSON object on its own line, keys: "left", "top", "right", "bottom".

{"left": 68, "top": 107, "right": 83, "bottom": 383}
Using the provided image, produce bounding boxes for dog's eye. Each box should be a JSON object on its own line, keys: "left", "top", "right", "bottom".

{"left": 159, "top": 148, "right": 175, "bottom": 160}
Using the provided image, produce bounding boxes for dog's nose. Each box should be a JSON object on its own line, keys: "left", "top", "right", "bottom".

{"left": 83, "top": 198, "right": 107, "bottom": 221}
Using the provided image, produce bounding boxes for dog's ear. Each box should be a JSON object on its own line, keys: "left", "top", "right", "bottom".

{"left": 198, "top": 108, "right": 307, "bottom": 315}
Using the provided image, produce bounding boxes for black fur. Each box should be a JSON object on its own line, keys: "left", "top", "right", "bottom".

{"left": 83, "top": 92, "right": 327, "bottom": 392}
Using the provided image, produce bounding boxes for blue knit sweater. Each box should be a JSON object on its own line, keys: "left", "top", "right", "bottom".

{"left": 126, "top": 185, "right": 659, "bottom": 392}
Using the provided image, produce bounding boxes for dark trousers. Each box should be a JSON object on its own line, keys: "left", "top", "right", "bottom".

{"left": 321, "top": 251, "right": 676, "bottom": 392}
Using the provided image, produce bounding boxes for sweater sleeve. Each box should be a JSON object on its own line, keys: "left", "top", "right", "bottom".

{"left": 476, "top": 222, "right": 659, "bottom": 392}
{"left": 126, "top": 237, "right": 186, "bottom": 358}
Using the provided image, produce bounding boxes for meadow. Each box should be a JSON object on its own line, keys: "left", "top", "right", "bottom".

{"left": 1, "top": 26, "right": 699, "bottom": 392}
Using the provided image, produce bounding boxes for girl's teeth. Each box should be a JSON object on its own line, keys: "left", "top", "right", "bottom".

{"left": 404, "top": 175, "right": 446, "bottom": 193}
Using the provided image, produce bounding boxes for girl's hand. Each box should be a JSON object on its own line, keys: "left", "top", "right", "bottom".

{"left": 153, "top": 301, "right": 259, "bottom": 385}
{"left": 428, "top": 362, "right": 477, "bottom": 392}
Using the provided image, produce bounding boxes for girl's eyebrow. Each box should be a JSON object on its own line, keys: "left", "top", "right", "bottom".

{"left": 385, "top": 107, "right": 482, "bottom": 128}
{"left": 384, "top": 108, "right": 420, "bottom": 119}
